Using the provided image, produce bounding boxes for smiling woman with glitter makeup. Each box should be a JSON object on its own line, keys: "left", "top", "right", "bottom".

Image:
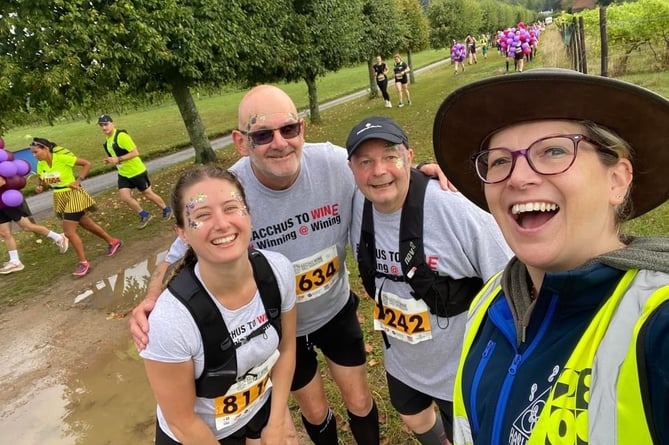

{"left": 140, "top": 165, "right": 298, "bottom": 445}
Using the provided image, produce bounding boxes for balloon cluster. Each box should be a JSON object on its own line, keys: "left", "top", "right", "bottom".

{"left": 498, "top": 22, "right": 539, "bottom": 58}
{"left": 0, "top": 138, "right": 31, "bottom": 208}
{"left": 451, "top": 43, "right": 466, "bottom": 63}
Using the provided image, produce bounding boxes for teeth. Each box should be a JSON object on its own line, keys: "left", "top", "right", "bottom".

{"left": 212, "top": 235, "right": 236, "bottom": 245}
{"left": 512, "top": 202, "right": 558, "bottom": 215}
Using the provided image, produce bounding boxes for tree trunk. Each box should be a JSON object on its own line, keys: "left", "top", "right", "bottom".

{"left": 368, "top": 57, "right": 378, "bottom": 98}
{"left": 169, "top": 73, "right": 217, "bottom": 164}
{"left": 600, "top": 5, "right": 608, "bottom": 77}
{"left": 407, "top": 50, "right": 416, "bottom": 84}
{"left": 305, "top": 75, "right": 320, "bottom": 124}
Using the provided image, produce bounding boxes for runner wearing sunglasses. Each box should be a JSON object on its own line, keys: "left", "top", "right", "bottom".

{"left": 239, "top": 122, "right": 302, "bottom": 146}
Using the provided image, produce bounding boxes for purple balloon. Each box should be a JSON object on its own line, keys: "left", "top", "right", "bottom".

{"left": 0, "top": 161, "right": 18, "bottom": 178}
{"left": 13, "top": 159, "right": 31, "bottom": 176}
{"left": 1, "top": 189, "right": 24, "bottom": 207}
{"left": 0, "top": 150, "right": 7, "bottom": 162}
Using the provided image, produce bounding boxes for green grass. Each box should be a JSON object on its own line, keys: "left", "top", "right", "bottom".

{"left": 1, "top": 30, "right": 667, "bottom": 444}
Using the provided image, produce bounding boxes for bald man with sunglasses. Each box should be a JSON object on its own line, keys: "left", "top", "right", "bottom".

{"left": 131, "top": 85, "right": 451, "bottom": 444}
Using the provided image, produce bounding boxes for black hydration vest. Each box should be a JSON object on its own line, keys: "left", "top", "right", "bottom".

{"left": 357, "top": 169, "right": 483, "bottom": 319}
{"left": 102, "top": 129, "right": 131, "bottom": 157}
{"left": 168, "top": 249, "right": 282, "bottom": 399}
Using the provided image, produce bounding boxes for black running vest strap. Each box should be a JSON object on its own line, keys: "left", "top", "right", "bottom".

{"left": 102, "top": 129, "right": 131, "bottom": 157}
{"left": 358, "top": 169, "right": 483, "bottom": 318}
{"left": 168, "top": 249, "right": 282, "bottom": 399}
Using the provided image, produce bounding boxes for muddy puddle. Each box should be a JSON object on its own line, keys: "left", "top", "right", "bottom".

{"left": 0, "top": 252, "right": 167, "bottom": 445}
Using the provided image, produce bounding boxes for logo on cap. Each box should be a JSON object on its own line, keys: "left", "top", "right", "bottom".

{"left": 98, "top": 114, "right": 113, "bottom": 124}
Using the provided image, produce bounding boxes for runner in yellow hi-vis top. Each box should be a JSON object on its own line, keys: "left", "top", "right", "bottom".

{"left": 98, "top": 114, "right": 172, "bottom": 229}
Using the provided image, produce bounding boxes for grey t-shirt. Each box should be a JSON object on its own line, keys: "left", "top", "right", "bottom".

{"left": 349, "top": 180, "right": 512, "bottom": 400}
{"left": 231, "top": 142, "right": 355, "bottom": 336}
{"left": 140, "top": 249, "right": 296, "bottom": 440}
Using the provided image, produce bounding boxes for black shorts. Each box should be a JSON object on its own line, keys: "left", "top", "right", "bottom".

{"left": 291, "top": 292, "right": 366, "bottom": 391}
{"left": 63, "top": 210, "right": 86, "bottom": 222}
{"left": 155, "top": 395, "right": 271, "bottom": 444}
{"left": 386, "top": 372, "right": 453, "bottom": 441}
{"left": 0, "top": 206, "right": 28, "bottom": 224}
{"left": 514, "top": 51, "right": 524, "bottom": 61}
{"left": 118, "top": 170, "right": 151, "bottom": 191}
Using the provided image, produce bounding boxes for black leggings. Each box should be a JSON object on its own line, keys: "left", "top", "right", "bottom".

{"left": 377, "top": 79, "right": 390, "bottom": 101}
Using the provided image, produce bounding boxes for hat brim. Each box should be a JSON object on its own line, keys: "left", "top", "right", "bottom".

{"left": 432, "top": 69, "right": 669, "bottom": 218}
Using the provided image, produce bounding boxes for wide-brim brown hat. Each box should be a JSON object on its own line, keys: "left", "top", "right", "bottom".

{"left": 433, "top": 68, "right": 669, "bottom": 218}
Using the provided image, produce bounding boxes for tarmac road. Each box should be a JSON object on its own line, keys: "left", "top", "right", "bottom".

{"left": 26, "top": 59, "right": 448, "bottom": 221}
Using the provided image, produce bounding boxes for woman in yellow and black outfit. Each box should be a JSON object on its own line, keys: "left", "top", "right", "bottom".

{"left": 31, "top": 137, "right": 121, "bottom": 276}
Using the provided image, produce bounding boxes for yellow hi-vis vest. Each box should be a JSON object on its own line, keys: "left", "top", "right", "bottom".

{"left": 453, "top": 269, "right": 669, "bottom": 445}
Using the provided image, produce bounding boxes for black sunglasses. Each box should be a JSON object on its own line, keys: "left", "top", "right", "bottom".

{"left": 240, "top": 122, "right": 302, "bottom": 146}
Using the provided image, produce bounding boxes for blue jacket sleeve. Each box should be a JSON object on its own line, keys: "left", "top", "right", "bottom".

{"left": 642, "top": 302, "right": 669, "bottom": 445}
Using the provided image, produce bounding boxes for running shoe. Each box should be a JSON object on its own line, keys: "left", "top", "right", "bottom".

{"left": 72, "top": 261, "right": 90, "bottom": 277}
{"left": 398, "top": 102, "right": 404, "bottom": 108}
{"left": 57, "top": 235, "right": 69, "bottom": 254}
{"left": 138, "top": 213, "right": 153, "bottom": 229}
{"left": 107, "top": 239, "right": 122, "bottom": 256}
{"left": 162, "top": 207, "right": 173, "bottom": 221}
{"left": 0, "top": 261, "right": 25, "bottom": 274}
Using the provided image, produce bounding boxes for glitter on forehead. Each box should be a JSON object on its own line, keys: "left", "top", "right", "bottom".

{"left": 231, "top": 191, "right": 244, "bottom": 202}
{"left": 230, "top": 191, "right": 249, "bottom": 216}
{"left": 186, "top": 193, "right": 207, "bottom": 209}
{"left": 185, "top": 193, "right": 207, "bottom": 230}
{"left": 383, "top": 143, "right": 406, "bottom": 169}
{"left": 244, "top": 112, "right": 299, "bottom": 131}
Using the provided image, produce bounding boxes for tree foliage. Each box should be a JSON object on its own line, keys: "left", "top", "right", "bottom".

{"left": 274, "top": 0, "right": 365, "bottom": 123}
{"left": 573, "top": 0, "right": 669, "bottom": 73}
{"left": 428, "top": 0, "right": 534, "bottom": 48}
{"left": 0, "top": 0, "right": 292, "bottom": 162}
{"left": 397, "top": 0, "right": 431, "bottom": 52}
{"left": 428, "top": 0, "right": 467, "bottom": 48}
{"left": 361, "top": 0, "right": 405, "bottom": 96}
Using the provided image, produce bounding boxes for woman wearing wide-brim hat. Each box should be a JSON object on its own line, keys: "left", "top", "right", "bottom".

{"left": 432, "top": 69, "right": 669, "bottom": 445}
